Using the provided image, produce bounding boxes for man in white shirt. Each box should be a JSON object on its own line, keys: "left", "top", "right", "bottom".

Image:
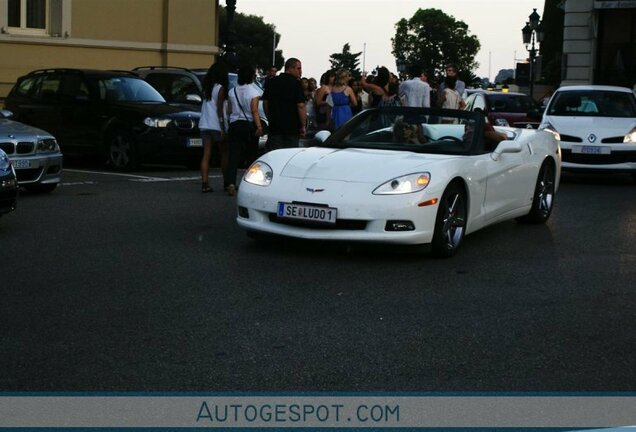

{"left": 399, "top": 66, "right": 431, "bottom": 108}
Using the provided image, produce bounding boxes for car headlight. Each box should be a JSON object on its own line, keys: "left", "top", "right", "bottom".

{"left": 36, "top": 138, "right": 60, "bottom": 153}
{"left": 623, "top": 126, "right": 636, "bottom": 143}
{"left": 243, "top": 161, "right": 273, "bottom": 186}
{"left": 539, "top": 121, "right": 561, "bottom": 141}
{"left": 494, "top": 118, "right": 509, "bottom": 127}
{"left": 143, "top": 117, "right": 172, "bottom": 128}
{"left": 373, "top": 173, "right": 431, "bottom": 195}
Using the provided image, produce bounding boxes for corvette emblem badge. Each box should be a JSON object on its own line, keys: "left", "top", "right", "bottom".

{"left": 587, "top": 134, "right": 597, "bottom": 143}
{"left": 306, "top": 188, "right": 325, "bottom": 193}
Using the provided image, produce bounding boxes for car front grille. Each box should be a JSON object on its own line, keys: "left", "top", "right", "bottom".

{"left": 268, "top": 213, "right": 368, "bottom": 230}
{"left": 173, "top": 118, "right": 196, "bottom": 130}
{"left": 0, "top": 141, "right": 35, "bottom": 155}
{"left": 562, "top": 149, "right": 636, "bottom": 165}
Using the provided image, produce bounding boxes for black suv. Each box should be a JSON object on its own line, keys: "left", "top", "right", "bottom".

{"left": 4, "top": 69, "right": 202, "bottom": 170}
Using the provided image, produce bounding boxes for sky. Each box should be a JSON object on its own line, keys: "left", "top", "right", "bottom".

{"left": 234, "top": 0, "right": 545, "bottom": 82}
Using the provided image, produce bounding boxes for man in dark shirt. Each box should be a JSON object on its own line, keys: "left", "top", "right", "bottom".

{"left": 262, "top": 57, "right": 307, "bottom": 149}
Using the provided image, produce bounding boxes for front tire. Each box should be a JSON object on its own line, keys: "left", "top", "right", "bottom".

{"left": 431, "top": 182, "right": 467, "bottom": 258}
{"left": 517, "top": 159, "right": 555, "bottom": 224}
{"left": 107, "top": 131, "right": 138, "bottom": 171}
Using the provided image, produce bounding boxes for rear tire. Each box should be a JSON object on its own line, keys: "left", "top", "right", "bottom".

{"left": 517, "top": 159, "right": 555, "bottom": 224}
{"left": 431, "top": 182, "right": 467, "bottom": 258}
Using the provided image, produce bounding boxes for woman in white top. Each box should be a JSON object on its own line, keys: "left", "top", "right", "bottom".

{"left": 226, "top": 65, "right": 264, "bottom": 196}
{"left": 198, "top": 62, "right": 229, "bottom": 193}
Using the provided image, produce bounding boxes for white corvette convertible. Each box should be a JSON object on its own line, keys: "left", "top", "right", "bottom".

{"left": 237, "top": 107, "right": 561, "bottom": 257}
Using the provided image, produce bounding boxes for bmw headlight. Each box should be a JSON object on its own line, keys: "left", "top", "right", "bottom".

{"left": 243, "top": 161, "right": 273, "bottom": 186}
{"left": 623, "top": 126, "right": 636, "bottom": 143}
{"left": 36, "top": 138, "right": 60, "bottom": 153}
{"left": 143, "top": 117, "right": 172, "bottom": 128}
{"left": 373, "top": 173, "right": 431, "bottom": 195}
{"left": 494, "top": 118, "right": 510, "bottom": 127}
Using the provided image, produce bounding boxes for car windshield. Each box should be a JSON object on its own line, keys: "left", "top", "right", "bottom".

{"left": 321, "top": 107, "right": 482, "bottom": 156}
{"left": 97, "top": 77, "right": 165, "bottom": 102}
{"left": 547, "top": 90, "right": 636, "bottom": 117}
{"left": 488, "top": 94, "right": 539, "bottom": 113}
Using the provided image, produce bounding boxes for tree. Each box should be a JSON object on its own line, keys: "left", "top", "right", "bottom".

{"left": 328, "top": 43, "right": 363, "bottom": 79}
{"left": 392, "top": 9, "right": 480, "bottom": 86}
{"left": 219, "top": 6, "right": 284, "bottom": 73}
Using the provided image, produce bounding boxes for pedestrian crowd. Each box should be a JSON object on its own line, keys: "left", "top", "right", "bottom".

{"left": 197, "top": 57, "right": 469, "bottom": 195}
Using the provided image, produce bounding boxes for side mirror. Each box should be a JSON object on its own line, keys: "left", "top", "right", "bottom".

{"left": 313, "top": 130, "right": 331, "bottom": 143}
{"left": 491, "top": 141, "right": 522, "bottom": 161}
{"left": 0, "top": 109, "right": 13, "bottom": 119}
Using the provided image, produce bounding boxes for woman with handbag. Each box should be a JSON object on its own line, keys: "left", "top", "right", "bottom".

{"left": 226, "top": 65, "right": 264, "bottom": 196}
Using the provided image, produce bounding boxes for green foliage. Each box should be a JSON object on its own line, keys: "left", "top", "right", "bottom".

{"left": 391, "top": 8, "right": 480, "bottom": 86}
{"left": 328, "top": 43, "right": 363, "bottom": 79}
{"left": 219, "top": 7, "right": 283, "bottom": 73}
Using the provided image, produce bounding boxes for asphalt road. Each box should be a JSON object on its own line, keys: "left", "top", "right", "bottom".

{"left": 1, "top": 165, "right": 635, "bottom": 392}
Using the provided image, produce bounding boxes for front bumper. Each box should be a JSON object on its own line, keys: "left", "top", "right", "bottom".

{"left": 560, "top": 141, "right": 636, "bottom": 172}
{"left": 236, "top": 177, "right": 441, "bottom": 245}
{"left": 10, "top": 153, "right": 63, "bottom": 186}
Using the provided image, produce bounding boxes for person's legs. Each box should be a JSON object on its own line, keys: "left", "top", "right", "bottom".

{"left": 200, "top": 131, "right": 213, "bottom": 192}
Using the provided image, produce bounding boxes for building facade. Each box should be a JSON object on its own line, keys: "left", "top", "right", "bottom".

{"left": 562, "top": 0, "right": 636, "bottom": 87}
{"left": 0, "top": 0, "right": 220, "bottom": 99}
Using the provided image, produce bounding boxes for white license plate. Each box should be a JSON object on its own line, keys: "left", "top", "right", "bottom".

{"left": 187, "top": 138, "right": 203, "bottom": 148}
{"left": 277, "top": 202, "right": 337, "bottom": 224}
{"left": 12, "top": 159, "right": 31, "bottom": 169}
{"left": 572, "top": 145, "right": 611, "bottom": 155}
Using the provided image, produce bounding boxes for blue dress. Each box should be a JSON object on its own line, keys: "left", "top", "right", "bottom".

{"left": 331, "top": 91, "right": 352, "bottom": 129}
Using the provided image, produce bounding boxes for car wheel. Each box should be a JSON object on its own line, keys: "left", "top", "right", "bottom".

{"left": 431, "top": 182, "right": 467, "bottom": 258}
{"left": 107, "top": 131, "right": 138, "bottom": 171}
{"left": 24, "top": 183, "right": 57, "bottom": 193}
{"left": 517, "top": 159, "right": 555, "bottom": 224}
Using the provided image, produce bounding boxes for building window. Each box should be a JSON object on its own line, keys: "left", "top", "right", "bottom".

{"left": 7, "top": 0, "right": 47, "bottom": 33}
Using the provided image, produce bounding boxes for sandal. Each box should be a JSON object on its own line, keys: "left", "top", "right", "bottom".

{"left": 201, "top": 182, "right": 213, "bottom": 193}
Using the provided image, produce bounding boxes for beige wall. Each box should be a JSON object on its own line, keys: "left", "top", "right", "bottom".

{"left": 0, "top": 0, "right": 220, "bottom": 100}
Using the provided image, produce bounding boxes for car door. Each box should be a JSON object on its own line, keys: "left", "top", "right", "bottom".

{"left": 55, "top": 73, "right": 103, "bottom": 156}
{"left": 483, "top": 136, "right": 536, "bottom": 220}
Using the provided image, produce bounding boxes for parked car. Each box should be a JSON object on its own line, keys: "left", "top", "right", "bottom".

{"left": 4, "top": 69, "right": 202, "bottom": 171}
{"left": 237, "top": 106, "right": 561, "bottom": 257}
{"left": 0, "top": 148, "right": 18, "bottom": 217}
{"left": 465, "top": 90, "right": 543, "bottom": 129}
{"left": 0, "top": 109, "right": 62, "bottom": 193}
{"left": 539, "top": 85, "right": 636, "bottom": 180}
{"left": 135, "top": 66, "right": 268, "bottom": 152}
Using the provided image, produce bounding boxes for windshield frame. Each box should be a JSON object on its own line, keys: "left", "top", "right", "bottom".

{"left": 319, "top": 107, "right": 487, "bottom": 156}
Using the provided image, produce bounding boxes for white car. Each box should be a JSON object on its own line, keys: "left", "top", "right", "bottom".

{"left": 540, "top": 85, "right": 636, "bottom": 180}
{"left": 237, "top": 107, "right": 561, "bottom": 257}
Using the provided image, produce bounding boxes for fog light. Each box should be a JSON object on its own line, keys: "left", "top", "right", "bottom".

{"left": 385, "top": 220, "right": 415, "bottom": 231}
{"left": 1, "top": 179, "right": 17, "bottom": 189}
{"left": 238, "top": 206, "right": 249, "bottom": 218}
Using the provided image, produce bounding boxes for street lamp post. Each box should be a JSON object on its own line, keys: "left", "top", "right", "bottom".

{"left": 521, "top": 8, "right": 544, "bottom": 100}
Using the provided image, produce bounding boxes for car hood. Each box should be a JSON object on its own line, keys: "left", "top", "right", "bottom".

{"left": 0, "top": 118, "right": 55, "bottom": 138}
{"left": 109, "top": 102, "right": 200, "bottom": 119}
{"left": 545, "top": 115, "right": 635, "bottom": 137}
{"left": 280, "top": 147, "right": 456, "bottom": 182}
